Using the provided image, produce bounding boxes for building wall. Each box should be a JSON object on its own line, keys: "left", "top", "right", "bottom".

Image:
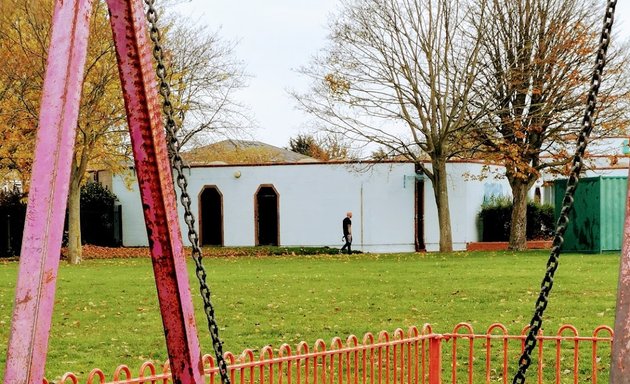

{"left": 91, "top": 170, "right": 113, "bottom": 191}
{"left": 112, "top": 161, "right": 510, "bottom": 253}
{"left": 422, "top": 163, "right": 510, "bottom": 251}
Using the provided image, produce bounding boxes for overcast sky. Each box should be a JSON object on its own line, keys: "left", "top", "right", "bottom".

{"left": 170, "top": 1, "right": 630, "bottom": 148}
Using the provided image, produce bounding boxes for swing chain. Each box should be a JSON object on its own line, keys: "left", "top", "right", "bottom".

{"left": 143, "top": 2, "right": 231, "bottom": 383}
{"left": 512, "top": 1, "right": 616, "bottom": 383}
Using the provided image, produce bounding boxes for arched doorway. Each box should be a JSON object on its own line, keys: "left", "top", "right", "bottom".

{"left": 255, "top": 185, "right": 279, "bottom": 246}
{"left": 199, "top": 186, "right": 223, "bottom": 246}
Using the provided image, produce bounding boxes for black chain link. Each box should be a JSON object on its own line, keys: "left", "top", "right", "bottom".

{"left": 142, "top": 2, "right": 231, "bottom": 383}
{"left": 512, "top": 1, "right": 616, "bottom": 383}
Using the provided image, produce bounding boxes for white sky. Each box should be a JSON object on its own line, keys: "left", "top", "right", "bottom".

{"left": 170, "top": 1, "right": 630, "bottom": 148}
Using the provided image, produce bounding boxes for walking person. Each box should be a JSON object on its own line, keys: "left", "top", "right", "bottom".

{"left": 340, "top": 211, "right": 352, "bottom": 254}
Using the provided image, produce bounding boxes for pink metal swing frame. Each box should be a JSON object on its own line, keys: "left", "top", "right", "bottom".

{"left": 3, "top": 0, "right": 203, "bottom": 383}
{"left": 2, "top": 0, "right": 630, "bottom": 383}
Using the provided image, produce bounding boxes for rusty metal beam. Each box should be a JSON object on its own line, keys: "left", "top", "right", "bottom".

{"left": 612, "top": 171, "right": 630, "bottom": 383}
{"left": 3, "top": 1, "right": 95, "bottom": 383}
{"left": 105, "top": 0, "right": 204, "bottom": 383}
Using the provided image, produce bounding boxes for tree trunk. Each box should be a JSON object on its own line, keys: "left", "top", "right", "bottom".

{"left": 67, "top": 177, "right": 82, "bottom": 264}
{"left": 431, "top": 159, "right": 453, "bottom": 252}
{"left": 508, "top": 180, "right": 530, "bottom": 251}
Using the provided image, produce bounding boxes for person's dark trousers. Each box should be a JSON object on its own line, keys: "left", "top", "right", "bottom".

{"left": 341, "top": 235, "right": 352, "bottom": 254}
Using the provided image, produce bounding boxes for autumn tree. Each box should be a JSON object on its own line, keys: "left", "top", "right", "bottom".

{"left": 294, "top": 0, "right": 487, "bottom": 251}
{"left": 288, "top": 135, "right": 318, "bottom": 157}
{"left": 370, "top": 146, "right": 423, "bottom": 161}
{"left": 288, "top": 133, "right": 353, "bottom": 161}
{"left": 470, "top": 0, "right": 630, "bottom": 250}
{"left": 370, "top": 148, "right": 391, "bottom": 161}
{"left": 0, "top": 0, "right": 48, "bottom": 189}
{"left": 0, "top": 0, "right": 130, "bottom": 264}
{"left": 0, "top": 0, "right": 249, "bottom": 263}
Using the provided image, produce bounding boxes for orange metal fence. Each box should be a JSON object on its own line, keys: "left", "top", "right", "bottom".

{"left": 47, "top": 323, "right": 613, "bottom": 384}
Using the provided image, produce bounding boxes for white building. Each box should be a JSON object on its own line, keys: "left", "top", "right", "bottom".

{"left": 109, "top": 160, "right": 510, "bottom": 253}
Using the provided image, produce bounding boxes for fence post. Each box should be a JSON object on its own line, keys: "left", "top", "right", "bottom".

{"left": 429, "top": 336, "right": 442, "bottom": 384}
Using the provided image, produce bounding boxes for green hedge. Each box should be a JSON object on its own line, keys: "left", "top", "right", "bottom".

{"left": 0, "top": 182, "right": 121, "bottom": 256}
{"left": 80, "top": 181, "right": 121, "bottom": 246}
{"left": 479, "top": 196, "right": 554, "bottom": 241}
{"left": 0, "top": 189, "right": 27, "bottom": 257}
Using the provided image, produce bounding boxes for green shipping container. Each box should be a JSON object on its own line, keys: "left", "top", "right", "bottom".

{"left": 554, "top": 176, "right": 628, "bottom": 253}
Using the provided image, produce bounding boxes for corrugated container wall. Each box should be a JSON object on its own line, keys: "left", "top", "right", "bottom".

{"left": 554, "top": 176, "right": 627, "bottom": 253}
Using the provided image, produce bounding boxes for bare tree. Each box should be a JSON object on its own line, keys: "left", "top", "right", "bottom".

{"left": 293, "top": 0, "right": 486, "bottom": 251}
{"left": 162, "top": 19, "right": 251, "bottom": 149}
{"left": 471, "top": 0, "right": 630, "bottom": 250}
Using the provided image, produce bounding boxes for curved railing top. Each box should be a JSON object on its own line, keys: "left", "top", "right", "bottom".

{"left": 45, "top": 322, "right": 613, "bottom": 384}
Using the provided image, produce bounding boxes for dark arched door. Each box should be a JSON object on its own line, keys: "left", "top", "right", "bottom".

{"left": 199, "top": 186, "right": 223, "bottom": 246}
{"left": 255, "top": 185, "right": 279, "bottom": 246}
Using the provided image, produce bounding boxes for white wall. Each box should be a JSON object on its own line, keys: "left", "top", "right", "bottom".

{"left": 112, "top": 172, "right": 148, "bottom": 246}
{"left": 112, "top": 161, "right": 510, "bottom": 253}
{"left": 114, "top": 162, "right": 417, "bottom": 252}
{"left": 421, "top": 163, "right": 511, "bottom": 251}
{"left": 215, "top": 162, "right": 417, "bottom": 252}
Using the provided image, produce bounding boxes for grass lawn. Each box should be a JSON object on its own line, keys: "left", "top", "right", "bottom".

{"left": 0, "top": 250, "right": 620, "bottom": 381}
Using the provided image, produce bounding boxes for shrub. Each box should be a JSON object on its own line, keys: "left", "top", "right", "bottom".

{"left": 526, "top": 202, "right": 555, "bottom": 240}
{"left": 81, "top": 181, "right": 118, "bottom": 209}
{"left": 479, "top": 196, "right": 554, "bottom": 241}
{"left": 0, "top": 189, "right": 27, "bottom": 257}
{"left": 80, "top": 181, "right": 120, "bottom": 246}
{"left": 479, "top": 196, "right": 512, "bottom": 241}
{"left": 0, "top": 182, "right": 121, "bottom": 256}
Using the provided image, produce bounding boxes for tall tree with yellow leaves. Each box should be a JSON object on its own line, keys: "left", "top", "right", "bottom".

{"left": 0, "top": 0, "right": 47, "bottom": 189}
{"left": 67, "top": 0, "right": 129, "bottom": 264}
{"left": 0, "top": 0, "right": 128, "bottom": 264}
{"left": 0, "top": 0, "right": 249, "bottom": 263}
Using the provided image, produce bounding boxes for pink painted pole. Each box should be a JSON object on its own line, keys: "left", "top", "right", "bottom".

{"left": 105, "top": 0, "right": 203, "bottom": 383}
{"left": 3, "top": 1, "right": 94, "bottom": 383}
{"left": 612, "top": 171, "right": 630, "bottom": 383}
